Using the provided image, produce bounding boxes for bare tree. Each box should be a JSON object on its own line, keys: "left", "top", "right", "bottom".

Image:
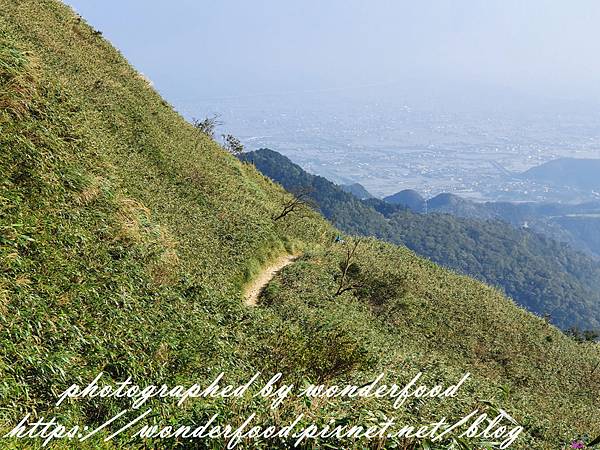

{"left": 335, "top": 239, "right": 362, "bottom": 296}
{"left": 192, "top": 114, "right": 222, "bottom": 138}
{"left": 272, "top": 187, "right": 314, "bottom": 221}
{"left": 222, "top": 134, "right": 244, "bottom": 156}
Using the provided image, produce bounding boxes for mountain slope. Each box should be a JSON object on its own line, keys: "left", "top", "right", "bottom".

{"left": 243, "top": 148, "right": 600, "bottom": 330}
{"left": 386, "top": 190, "right": 600, "bottom": 259}
{"left": 383, "top": 189, "right": 425, "bottom": 212}
{"left": 1, "top": 2, "right": 600, "bottom": 448}
{"left": 521, "top": 157, "right": 600, "bottom": 190}
{"left": 340, "top": 182, "right": 374, "bottom": 200}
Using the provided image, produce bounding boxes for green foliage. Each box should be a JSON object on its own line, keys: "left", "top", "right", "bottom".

{"left": 386, "top": 212, "right": 600, "bottom": 330}
{"left": 257, "top": 239, "right": 600, "bottom": 448}
{"left": 192, "top": 114, "right": 222, "bottom": 138}
{"left": 244, "top": 148, "right": 600, "bottom": 330}
{"left": 1, "top": 2, "right": 599, "bottom": 449}
{"left": 222, "top": 133, "right": 244, "bottom": 156}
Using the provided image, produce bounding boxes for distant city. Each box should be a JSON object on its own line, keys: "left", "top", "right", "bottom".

{"left": 180, "top": 91, "right": 600, "bottom": 203}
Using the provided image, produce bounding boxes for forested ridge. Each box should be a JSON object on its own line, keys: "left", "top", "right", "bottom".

{"left": 243, "top": 148, "right": 600, "bottom": 330}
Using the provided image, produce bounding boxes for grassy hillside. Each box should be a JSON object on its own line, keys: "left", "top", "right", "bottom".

{"left": 1, "top": 2, "right": 600, "bottom": 448}
{"left": 243, "top": 148, "right": 600, "bottom": 330}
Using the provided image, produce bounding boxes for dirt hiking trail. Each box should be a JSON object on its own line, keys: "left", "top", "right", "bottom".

{"left": 244, "top": 254, "right": 299, "bottom": 306}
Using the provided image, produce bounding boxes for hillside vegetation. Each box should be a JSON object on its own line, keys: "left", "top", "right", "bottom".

{"left": 243, "top": 148, "right": 600, "bottom": 330}
{"left": 1, "top": 2, "right": 600, "bottom": 448}
{"left": 386, "top": 190, "right": 600, "bottom": 260}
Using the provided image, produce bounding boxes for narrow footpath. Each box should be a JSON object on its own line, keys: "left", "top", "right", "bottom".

{"left": 243, "top": 254, "right": 298, "bottom": 306}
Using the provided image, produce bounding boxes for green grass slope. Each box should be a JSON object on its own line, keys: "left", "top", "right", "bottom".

{"left": 1, "top": 1, "right": 600, "bottom": 448}
{"left": 243, "top": 148, "right": 600, "bottom": 330}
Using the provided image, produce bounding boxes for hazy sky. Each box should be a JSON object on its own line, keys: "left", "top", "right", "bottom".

{"left": 64, "top": 1, "right": 600, "bottom": 108}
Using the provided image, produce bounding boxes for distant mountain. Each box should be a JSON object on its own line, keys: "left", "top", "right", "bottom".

{"left": 521, "top": 158, "right": 600, "bottom": 191}
{"left": 242, "top": 148, "right": 600, "bottom": 329}
{"left": 428, "top": 193, "right": 496, "bottom": 218}
{"left": 340, "top": 182, "right": 374, "bottom": 200}
{"left": 384, "top": 191, "right": 600, "bottom": 259}
{"left": 384, "top": 190, "right": 497, "bottom": 218}
{"left": 383, "top": 189, "right": 425, "bottom": 211}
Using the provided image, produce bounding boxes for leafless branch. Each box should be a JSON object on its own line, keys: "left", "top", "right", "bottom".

{"left": 192, "top": 114, "right": 222, "bottom": 138}
{"left": 335, "top": 239, "right": 362, "bottom": 296}
{"left": 272, "top": 187, "right": 314, "bottom": 221}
